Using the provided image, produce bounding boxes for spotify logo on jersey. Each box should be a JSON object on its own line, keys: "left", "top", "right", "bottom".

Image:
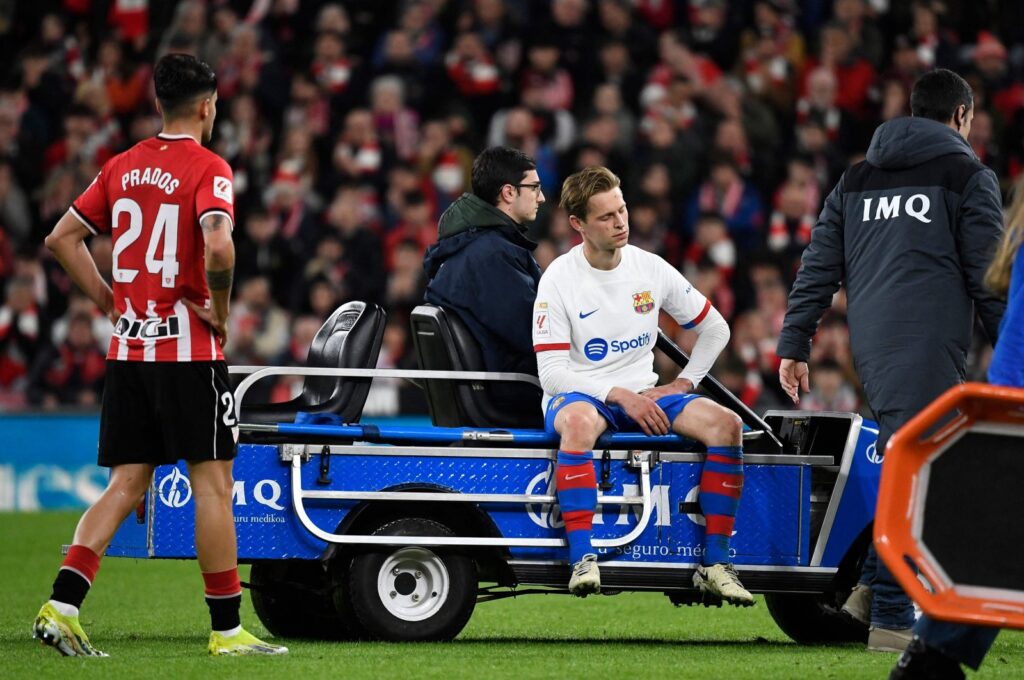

{"left": 584, "top": 338, "right": 609, "bottom": 361}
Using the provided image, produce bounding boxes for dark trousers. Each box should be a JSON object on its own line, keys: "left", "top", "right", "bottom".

{"left": 859, "top": 358, "right": 964, "bottom": 631}
{"left": 858, "top": 543, "right": 915, "bottom": 630}
{"left": 915, "top": 616, "right": 1000, "bottom": 670}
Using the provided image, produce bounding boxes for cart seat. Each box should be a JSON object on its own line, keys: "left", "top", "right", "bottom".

{"left": 241, "top": 301, "right": 386, "bottom": 425}
{"left": 410, "top": 304, "right": 543, "bottom": 429}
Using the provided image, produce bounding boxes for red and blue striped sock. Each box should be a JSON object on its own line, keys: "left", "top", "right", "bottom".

{"left": 556, "top": 450, "right": 597, "bottom": 564}
{"left": 700, "top": 445, "right": 744, "bottom": 565}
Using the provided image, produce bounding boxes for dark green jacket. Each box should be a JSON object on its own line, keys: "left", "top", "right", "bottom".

{"left": 423, "top": 193, "right": 541, "bottom": 378}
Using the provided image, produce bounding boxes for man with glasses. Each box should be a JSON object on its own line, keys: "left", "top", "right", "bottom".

{"left": 424, "top": 147, "right": 546, "bottom": 417}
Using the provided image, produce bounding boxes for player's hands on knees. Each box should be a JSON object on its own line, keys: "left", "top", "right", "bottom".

{"left": 778, "top": 358, "right": 810, "bottom": 405}
{"left": 608, "top": 387, "right": 671, "bottom": 436}
{"left": 184, "top": 299, "right": 229, "bottom": 347}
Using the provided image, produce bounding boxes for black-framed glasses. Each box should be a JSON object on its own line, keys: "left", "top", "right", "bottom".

{"left": 514, "top": 182, "right": 543, "bottom": 193}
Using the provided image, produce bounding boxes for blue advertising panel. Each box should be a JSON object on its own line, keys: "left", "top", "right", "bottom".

{"left": 0, "top": 414, "right": 106, "bottom": 511}
{"left": 111, "top": 443, "right": 812, "bottom": 568}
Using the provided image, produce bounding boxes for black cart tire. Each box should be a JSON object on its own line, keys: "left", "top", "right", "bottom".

{"left": 250, "top": 559, "right": 360, "bottom": 640}
{"left": 346, "top": 517, "right": 477, "bottom": 642}
{"left": 764, "top": 592, "right": 867, "bottom": 644}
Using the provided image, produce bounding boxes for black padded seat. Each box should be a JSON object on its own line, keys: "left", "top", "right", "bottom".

{"left": 240, "top": 301, "right": 386, "bottom": 425}
{"left": 410, "top": 304, "right": 543, "bottom": 429}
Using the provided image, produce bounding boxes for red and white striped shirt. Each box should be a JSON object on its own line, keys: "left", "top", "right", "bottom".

{"left": 70, "top": 133, "right": 234, "bottom": 362}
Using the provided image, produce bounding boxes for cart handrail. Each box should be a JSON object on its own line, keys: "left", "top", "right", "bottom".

{"left": 288, "top": 455, "right": 654, "bottom": 548}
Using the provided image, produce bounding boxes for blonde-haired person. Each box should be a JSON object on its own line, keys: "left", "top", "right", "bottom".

{"left": 892, "top": 179, "right": 1024, "bottom": 679}
{"left": 532, "top": 166, "right": 752, "bottom": 605}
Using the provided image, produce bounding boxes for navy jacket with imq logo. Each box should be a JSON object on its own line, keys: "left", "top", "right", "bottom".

{"left": 778, "top": 116, "right": 1005, "bottom": 413}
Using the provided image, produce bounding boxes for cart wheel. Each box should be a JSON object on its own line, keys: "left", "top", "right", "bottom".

{"left": 347, "top": 517, "right": 477, "bottom": 641}
{"left": 764, "top": 591, "right": 867, "bottom": 644}
{"left": 250, "top": 559, "right": 361, "bottom": 640}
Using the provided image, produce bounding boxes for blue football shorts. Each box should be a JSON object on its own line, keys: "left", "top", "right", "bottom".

{"left": 543, "top": 391, "right": 705, "bottom": 435}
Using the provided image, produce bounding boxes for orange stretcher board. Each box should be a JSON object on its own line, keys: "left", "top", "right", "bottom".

{"left": 875, "top": 382, "right": 1024, "bottom": 629}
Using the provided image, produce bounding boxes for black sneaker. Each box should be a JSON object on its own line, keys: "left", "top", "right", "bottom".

{"left": 889, "top": 638, "right": 965, "bottom": 680}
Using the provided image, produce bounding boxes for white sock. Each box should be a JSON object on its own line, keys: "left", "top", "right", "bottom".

{"left": 49, "top": 600, "right": 79, "bottom": 618}
{"left": 214, "top": 625, "right": 242, "bottom": 638}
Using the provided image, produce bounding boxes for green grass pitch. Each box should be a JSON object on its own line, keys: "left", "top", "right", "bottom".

{"left": 3, "top": 512, "right": 1022, "bottom": 679}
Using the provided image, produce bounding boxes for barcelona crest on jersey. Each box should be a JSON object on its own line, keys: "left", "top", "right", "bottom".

{"left": 632, "top": 290, "right": 655, "bottom": 314}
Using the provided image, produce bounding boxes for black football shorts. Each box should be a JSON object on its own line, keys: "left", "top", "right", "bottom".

{"left": 98, "top": 360, "right": 238, "bottom": 467}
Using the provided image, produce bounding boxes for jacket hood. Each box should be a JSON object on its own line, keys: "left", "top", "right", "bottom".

{"left": 866, "top": 117, "right": 975, "bottom": 170}
{"left": 423, "top": 195, "right": 536, "bottom": 278}
{"left": 437, "top": 192, "right": 525, "bottom": 239}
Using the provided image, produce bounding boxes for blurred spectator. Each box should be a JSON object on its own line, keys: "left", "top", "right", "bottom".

{"left": 597, "top": 0, "right": 657, "bottom": 71}
{"left": 521, "top": 36, "right": 573, "bottom": 112}
{"left": 310, "top": 30, "right": 360, "bottom": 105}
{"left": 384, "top": 190, "right": 436, "bottom": 269}
{"left": 371, "top": 75, "right": 419, "bottom": 162}
{"left": 235, "top": 209, "right": 296, "bottom": 307}
{"left": 969, "top": 109, "right": 1002, "bottom": 175}
{"left": 32, "top": 311, "right": 105, "bottom": 408}
{"left": 968, "top": 31, "right": 1021, "bottom": 123}
{"left": 801, "top": 22, "right": 876, "bottom": 121}
{"left": 878, "top": 78, "right": 911, "bottom": 122}
{"left": 264, "top": 160, "right": 320, "bottom": 256}
{"left": 92, "top": 38, "right": 149, "bottom": 117}
{"left": 796, "top": 67, "right": 859, "bottom": 155}
{"left": 331, "top": 108, "right": 391, "bottom": 190}
{"left": 324, "top": 187, "right": 387, "bottom": 306}
{"left": 417, "top": 118, "right": 474, "bottom": 211}
{"left": 739, "top": 14, "right": 798, "bottom": 118}
{"left": 201, "top": 4, "right": 241, "bottom": 69}
{"left": 267, "top": 314, "right": 322, "bottom": 403}
{"left": 596, "top": 40, "right": 643, "bottom": 113}
{"left": 543, "top": 0, "right": 595, "bottom": 90}
{"left": 909, "top": 1, "right": 959, "bottom": 71}
{"left": 767, "top": 169, "right": 818, "bottom": 259}
{"left": 50, "top": 287, "right": 111, "bottom": 353}
{"left": 800, "top": 357, "right": 859, "bottom": 412}
{"left": 684, "top": 212, "right": 736, "bottom": 281}
{"left": 217, "top": 92, "right": 273, "bottom": 203}
{"left": 387, "top": 238, "right": 427, "bottom": 313}
{"left": 458, "top": 0, "right": 522, "bottom": 72}
{"left": 687, "top": 0, "right": 741, "bottom": 72}
{"left": 685, "top": 153, "right": 765, "bottom": 252}
{"left": 0, "top": 275, "right": 45, "bottom": 407}
{"left": 445, "top": 31, "right": 501, "bottom": 126}
{"left": 834, "top": 0, "right": 884, "bottom": 68}
{"left": 0, "top": 157, "right": 31, "bottom": 247}
{"left": 629, "top": 196, "right": 680, "bottom": 263}
{"left": 488, "top": 107, "right": 558, "bottom": 193}
{"left": 224, "top": 276, "right": 290, "bottom": 366}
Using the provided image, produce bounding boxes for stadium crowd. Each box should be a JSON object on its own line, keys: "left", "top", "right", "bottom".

{"left": 0, "top": 0, "right": 1021, "bottom": 414}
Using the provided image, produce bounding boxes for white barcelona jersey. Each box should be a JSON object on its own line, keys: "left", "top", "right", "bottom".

{"left": 532, "top": 244, "right": 710, "bottom": 404}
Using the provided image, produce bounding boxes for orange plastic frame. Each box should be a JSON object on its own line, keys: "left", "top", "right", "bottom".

{"left": 875, "top": 382, "right": 1024, "bottom": 629}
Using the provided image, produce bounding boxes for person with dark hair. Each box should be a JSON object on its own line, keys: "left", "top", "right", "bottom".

{"left": 423, "top": 146, "right": 545, "bottom": 416}
{"left": 777, "top": 68, "right": 1005, "bottom": 655}
{"left": 33, "top": 53, "right": 287, "bottom": 657}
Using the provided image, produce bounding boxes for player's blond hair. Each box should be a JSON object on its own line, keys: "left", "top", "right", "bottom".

{"left": 559, "top": 166, "right": 621, "bottom": 220}
{"left": 986, "top": 174, "right": 1024, "bottom": 298}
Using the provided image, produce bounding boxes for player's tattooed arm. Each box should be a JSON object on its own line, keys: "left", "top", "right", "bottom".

{"left": 201, "top": 213, "right": 231, "bottom": 233}
{"left": 206, "top": 267, "right": 233, "bottom": 290}
{"left": 200, "top": 212, "right": 234, "bottom": 291}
